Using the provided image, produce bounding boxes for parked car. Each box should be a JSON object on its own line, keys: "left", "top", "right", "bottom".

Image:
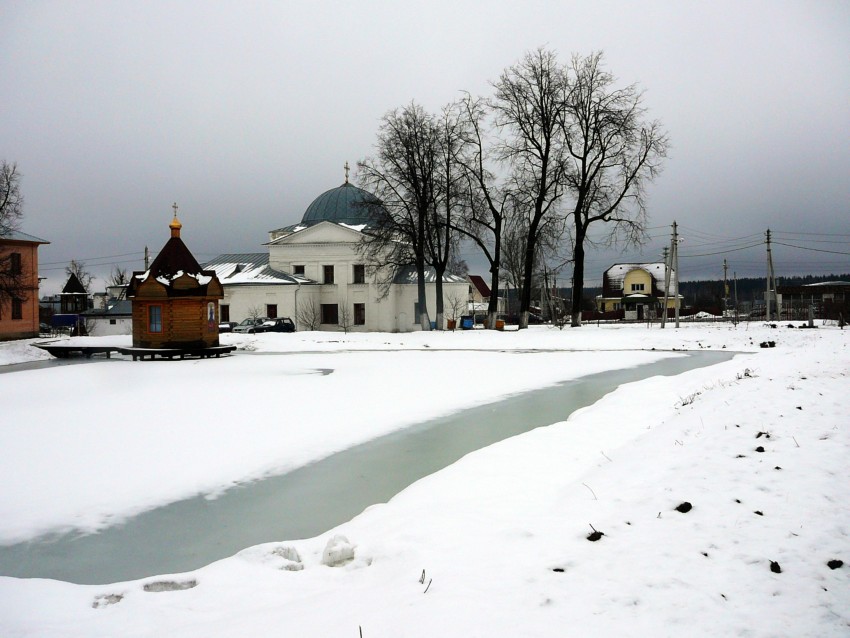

{"left": 232, "top": 317, "right": 270, "bottom": 334}
{"left": 256, "top": 317, "right": 296, "bottom": 333}
{"left": 218, "top": 321, "right": 237, "bottom": 333}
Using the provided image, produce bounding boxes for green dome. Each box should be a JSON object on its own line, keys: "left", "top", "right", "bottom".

{"left": 301, "top": 182, "right": 386, "bottom": 227}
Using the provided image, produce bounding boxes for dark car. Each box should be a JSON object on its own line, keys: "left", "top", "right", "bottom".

{"left": 218, "top": 321, "right": 237, "bottom": 333}
{"left": 232, "top": 317, "right": 270, "bottom": 334}
{"left": 255, "top": 317, "right": 296, "bottom": 333}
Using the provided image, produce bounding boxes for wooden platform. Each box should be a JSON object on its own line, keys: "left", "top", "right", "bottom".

{"left": 33, "top": 343, "right": 121, "bottom": 359}
{"left": 33, "top": 342, "right": 236, "bottom": 361}
{"left": 118, "top": 345, "right": 237, "bottom": 361}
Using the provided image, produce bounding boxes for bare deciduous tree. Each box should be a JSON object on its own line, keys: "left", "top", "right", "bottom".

{"left": 426, "top": 104, "right": 466, "bottom": 330}
{"left": 337, "top": 298, "right": 353, "bottom": 334}
{"left": 492, "top": 48, "right": 570, "bottom": 329}
{"left": 1, "top": 161, "right": 27, "bottom": 313}
{"left": 445, "top": 290, "right": 467, "bottom": 329}
{"left": 562, "top": 52, "right": 669, "bottom": 326}
{"left": 108, "top": 266, "right": 129, "bottom": 288}
{"left": 246, "top": 304, "right": 264, "bottom": 321}
{"left": 296, "top": 296, "right": 321, "bottom": 331}
{"left": 450, "top": 94, "right": 511, "bottom": 330}
{"left": 358, "top": 102, "right": 438, "bottom": 331}
{"left": 1, "top": 162, "right": 24, "bottom": 237}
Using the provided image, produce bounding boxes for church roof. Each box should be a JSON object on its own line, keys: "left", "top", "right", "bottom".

{"left": 270, "top": 179, "right": 388, "bottom": 237}
{"left": 203, "top": 253, "right": 312, "bottom": 285}
{"left": 127, "top": 211, "right": 221, "bottom": 297}
{"left": 146, "top": 236, "right": 205, "bottom": 281}
{"left": 301, "top": 181, "right": 385, "bottom": 226}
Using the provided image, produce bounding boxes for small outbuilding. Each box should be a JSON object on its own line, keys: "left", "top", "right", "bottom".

{"left": 127, "top": 207, "right": 224, "bottom": 349}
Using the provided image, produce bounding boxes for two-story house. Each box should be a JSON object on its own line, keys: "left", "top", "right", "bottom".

{"left": 595, "top": 263, "right": 681, "bottom": 320}
{"left": 0, "top": 230, "right": 49, "bottom": 340}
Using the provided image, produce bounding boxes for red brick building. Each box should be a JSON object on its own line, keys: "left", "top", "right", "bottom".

{"left": 0, "top": 230, "right": 49, "bottom": 340}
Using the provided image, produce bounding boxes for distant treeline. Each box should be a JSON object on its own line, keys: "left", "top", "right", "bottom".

{"left": 676, "top": 274, "right": 850, "bottom": 305}
{"left": 529, "top": 273, "right": 849, "bottom": 312}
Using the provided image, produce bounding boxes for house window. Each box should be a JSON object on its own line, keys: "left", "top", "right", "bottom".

{"left": 11, "top": 298, "right": 23, "bottom": 320}
{"left": 109, "top": 319, "right": 117, "bottom": 325}
{"left": 354, "top": 303, "right": 365, "bottom": 325}
{"left": 148, "top": 305, "right": 162, "bottom": 333}
{"left": 323, "top": 265, "right": 334, "bottom": 284}
{"left": 321, "top": 303, "right": 338, "bottom": 324}
{"left": 10, "top": 253, "right": 22, "bottom": 275}
{"left": 293, "top": 265, "right": 305, "bottom": 276}
{"left": 220, "top": 304, "right": 230, "bottom": 322}
{"left": 266, "top": 304, "right": 277, "bottom": 319}
{"left": 353, "top": 264, "right": 365, "bottom": 284}
{"left": 631, "top": 283, "right": 645, "bottom": 292}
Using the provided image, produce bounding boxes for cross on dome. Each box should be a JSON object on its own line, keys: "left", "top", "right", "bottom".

{"left": 169, "top": 202, "right": 183, "bottom": 237}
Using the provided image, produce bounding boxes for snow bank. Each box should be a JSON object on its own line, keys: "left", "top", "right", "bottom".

{"left": 0, "top": 323, "right": 847, "bottom": 637}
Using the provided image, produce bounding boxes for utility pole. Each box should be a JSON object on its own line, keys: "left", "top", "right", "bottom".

{"left": 766, "top": 229, "right": 776, "bottom": 320}
{"left": 672, "top": 221, "right": 680, "bottom": 328}
{"left": 661, "top": 243, "right": 671, "bottom": 328}
{"left": 144, "top": 246, "right": 149, "bottom": 270}
{"left": 723, "top": 258, "right": 729, "bottom": 319}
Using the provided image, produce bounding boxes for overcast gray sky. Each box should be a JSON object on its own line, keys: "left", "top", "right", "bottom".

{"left": 2, "top": 0, "right": 849, "bottom": 295}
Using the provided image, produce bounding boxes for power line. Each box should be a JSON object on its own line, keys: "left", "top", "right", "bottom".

{"left": 772, "top": 241, "right": 850, "bottom": 256}
{"left": 679, "top": 242, "right": 765, "bottom": 258}
{"left": 40, "top": 251, "right": 146, "bottom": 266}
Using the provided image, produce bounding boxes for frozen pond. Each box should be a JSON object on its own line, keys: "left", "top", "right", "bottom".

{"left": 0, "top": 350, "right": 736, "bottom": 584}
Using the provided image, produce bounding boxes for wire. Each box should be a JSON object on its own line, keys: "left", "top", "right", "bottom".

{"left": 679, "top": 242, "right": 765, "bottom": 258}
{"left": 40, "top": 251, "right": 145, "bottom": 266}
{"left": 772, "top": 241, "right": 850, "bottom": 256}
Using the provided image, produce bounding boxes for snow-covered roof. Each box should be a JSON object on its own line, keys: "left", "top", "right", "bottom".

{"left": 604, "top": 262, "right": 674, "bottom": 295}
{"left": 803, "top": 281, "right": 850, "bottom": 287}
{"left": 203, "top": 253, "right": 312, "bottom": 285}
{"left": 0, "top": 229, "right": 50, "bottom": 244}
{"left": 392, "top": 266, "right": 467, "bottom": 285}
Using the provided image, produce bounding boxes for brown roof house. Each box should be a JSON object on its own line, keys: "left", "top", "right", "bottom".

{"left": 126, "top": 207, "right": 224, "bottom": 350}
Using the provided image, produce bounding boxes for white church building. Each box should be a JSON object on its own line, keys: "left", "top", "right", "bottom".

{"left": 204, "top": 175, "right": 468, "bottom": 332}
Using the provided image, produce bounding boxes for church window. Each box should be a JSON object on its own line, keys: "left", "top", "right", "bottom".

{"left": 293, "top": 265, "right": 305, "bottom": 276}
{"left": 220, "top": 304, "right": 230, "bottom": 322}
{"left": 323, "top": 265, "right": 335, "bottom": 284}
{"left": 11, "top": 298, "right": 23, "bottom": 320}
{"left": 148, "top": 305, "right": 162, "bottom": 333}
{"left": 353, "top": 264, "right": 365, "bottom": 284}
{"left": 267, "top": 304, "right": 277, "bottom": 319}
{"left": 354, "top": 303, "right": 365, "bottom": 325}
{"left": 321, "top": 303, "right": 339, "bottom": 324}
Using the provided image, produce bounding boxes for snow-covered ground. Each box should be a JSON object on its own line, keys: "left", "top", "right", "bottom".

{"left": 1, "top": 322, "right": 847, "bottom": 637}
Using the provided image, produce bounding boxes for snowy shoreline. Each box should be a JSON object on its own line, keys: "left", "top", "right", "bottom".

{"left": 0, "top": 323, "right": 847, "bottom": 637}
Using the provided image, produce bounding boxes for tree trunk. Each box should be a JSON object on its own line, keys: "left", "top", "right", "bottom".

{"left": 487, "top": 265, "right": 500, "bottom": 330}
{"left": 518, "top": 228, "right": 538, "bottom": 330}
{"left": 434, "top": 266, "right": 445, "bottom": 330}
{"left": 570, "top": 231, "right": 586, "bottom": 327}
{"left": 416, "top": 252, "right": 431, "bottom": 331}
